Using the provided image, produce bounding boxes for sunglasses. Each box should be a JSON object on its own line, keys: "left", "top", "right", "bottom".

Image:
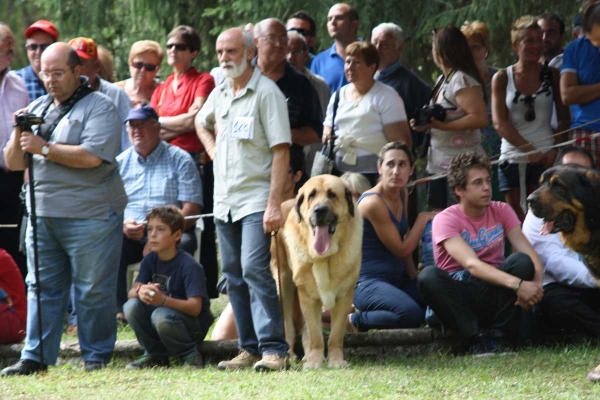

{"left": 131, "top": 61, "right": 159, "bottom": 72}
{"left": 287, "top": 27, "right": 312, "bottom": 37}
{"left": 166, "top": 43, "right": 188, "bottom": 51}
{"left": 523, "top": 95, "right": 536, "bottom": 122}
{"left": 25, "top": 43, "right": 50, "bottom": 52}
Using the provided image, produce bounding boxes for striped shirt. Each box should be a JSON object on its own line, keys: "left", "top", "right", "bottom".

{"left": 1, "top": 70, "right": 29, "bottom": 169}
{"left": 117, "top": 140, "right": 203, "bottom": 222}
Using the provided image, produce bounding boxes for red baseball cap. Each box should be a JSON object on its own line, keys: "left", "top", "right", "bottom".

{"left": 25, "top": 20, "right": 59, "bottom": 41}
{"left": 68, "top": 37, "right": 98, "bottom": 60}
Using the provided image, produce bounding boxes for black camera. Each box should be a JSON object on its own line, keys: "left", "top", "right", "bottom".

{"left": 411, "top": 104, "right": 449, "bottom": 127}
{"left": 13, "top": 113, "right": 45, "bottom": 132}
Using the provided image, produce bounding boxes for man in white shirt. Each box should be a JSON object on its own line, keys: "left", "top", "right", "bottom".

{"left": 522, "top": 146, "right": 599, "bottom": 338}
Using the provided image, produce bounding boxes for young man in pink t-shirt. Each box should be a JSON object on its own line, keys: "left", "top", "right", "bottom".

{"left": 418, "top": 152, "right": 544, "bottom": 354}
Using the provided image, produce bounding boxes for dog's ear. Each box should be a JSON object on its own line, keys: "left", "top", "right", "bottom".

{"left": 345, "top": 188, "right": 355, "bottom": 217}
{"left": 295, "top": 193, "right": 304, "bottom": 223}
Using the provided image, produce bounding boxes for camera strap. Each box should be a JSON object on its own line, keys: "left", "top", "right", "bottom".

{"left": 37, "top": 83, "right": 94, "bottom": 141}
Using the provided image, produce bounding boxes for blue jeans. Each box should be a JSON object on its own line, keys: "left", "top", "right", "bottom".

{"left": 124, "top": 298, "right": 208, "bottom": 359}
{"left": 21, "top": 212, "right": 123, "bottom": 365}
{"left": 351, "top": 278, "right": 426, "bottom": 331}
{"left": 215, "top": 212, "right": 288, "bottom": 356}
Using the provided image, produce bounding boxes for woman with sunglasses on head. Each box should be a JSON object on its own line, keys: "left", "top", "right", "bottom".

{"left": 492, "top": 16, "right": 569, "bottom": 221}
{"left": 116, "top": 40, "right": 164, "bottom": 106}
{"left": 410, "top": 26, "right": 489, "bottom": 211}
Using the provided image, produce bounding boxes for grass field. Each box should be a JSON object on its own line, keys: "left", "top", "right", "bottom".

{"left": 3, "top": 295, "right": 600, "bottom": 399}
{"left": 2, "top": 342, "right": 600, "bottom": 399}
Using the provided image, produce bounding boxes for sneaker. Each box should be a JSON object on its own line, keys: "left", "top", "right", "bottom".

{"left": 217, "top": 350, "right": 261, "bottom": 371}
{"left": 254, "top": 353, "right": 290, "bottom": 372}
{"left": 1, "top": 359, "right": 47, "bottom": 377}
{"left": 469, "top": 331, "right": 515, "bottom": 358}
{"left": 182, "top": 354, "right": 203, "bottom": 368}
{"left": 84, "top": 361, "right": 106, "bottom": 372}
{"left": 126, "top": 355, "right": 170, "bottom": 370}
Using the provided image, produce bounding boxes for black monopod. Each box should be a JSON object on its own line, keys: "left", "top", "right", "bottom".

{"left": 14, "top": 113, "right": 46, "bottom": 368}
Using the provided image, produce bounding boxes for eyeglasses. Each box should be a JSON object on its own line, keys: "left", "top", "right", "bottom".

{"left": 259, "top": 35, "right": 288, "bottom": 45}
{"left": 166, "top": 43, "right": 188, "bottom": 51}
{"left": 523, "top": 95, "right": 536, "bottom": 122}
{"left": 39, "top": 66, "right": 76, "bottom": 81}
{"left": 288, "top": 49, "right": 305, "bottom": 56}
{"left": 25, "top": 43, "right": 51, "bottom": 52}
{"left": 286, "top": 28, "right": 312, "bottom": 37}
{"left": 131, "top": 61, "right": 159, "bottom": 72}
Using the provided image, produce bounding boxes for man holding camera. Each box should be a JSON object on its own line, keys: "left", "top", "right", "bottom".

{"left": 1, "top": 43, "right": 126, "bottom": 375}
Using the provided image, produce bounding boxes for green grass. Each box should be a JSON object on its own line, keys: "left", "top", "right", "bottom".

{"left": 2, "top": 344, "right": 600, "bottom": 399}
{"left": 8, "top": 295, "right": 599, "bottom": 398}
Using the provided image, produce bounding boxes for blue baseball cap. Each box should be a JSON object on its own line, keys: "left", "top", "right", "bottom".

{"left": 124, "top": 105, "right": 159, "bottom": 124}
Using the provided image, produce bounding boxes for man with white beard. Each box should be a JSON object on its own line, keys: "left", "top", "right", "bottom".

{"left": 195, "top": 27, "right": 291, "bottom": 372}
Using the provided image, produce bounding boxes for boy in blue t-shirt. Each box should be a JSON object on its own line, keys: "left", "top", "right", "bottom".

{"left": 124, "top": 206, "right": 213, "bottom": 369}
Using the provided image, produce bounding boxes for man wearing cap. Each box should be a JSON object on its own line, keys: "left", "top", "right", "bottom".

{"left": 1, "top": 42, "right": 126, "bottom": 375}
{"left": 115, "top": 105, "right": 202, "bottom": 321}
{"left": 0, "top": 23, "right": 29, "bottom": 277}
{"left": 69, "top": 37, "right": 132, "bottom": 152}
{"left": 15, "top": 20, "right": 58, "bottom": 102}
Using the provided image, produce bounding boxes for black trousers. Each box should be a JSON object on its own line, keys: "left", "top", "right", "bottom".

{"left": 539, "top": 282, "right": 600, "bottom": 336}
{"left": 198, "top": 160, "right": 219, "bottom": 298}
{"left": 418, "top": 253, "right": 535, "bottom": 341}
{"left": 0, "top": 169, "right": 26, "bottom": 278}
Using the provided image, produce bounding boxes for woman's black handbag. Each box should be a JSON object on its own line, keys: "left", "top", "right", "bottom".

{"left": 310, "top": 89, "right": 340, "bottom": 177}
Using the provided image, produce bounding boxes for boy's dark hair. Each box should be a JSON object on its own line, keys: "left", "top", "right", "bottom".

{"left": 537, "top": 12, "right": 565, "bottom": 35}
{"left": 146, "top": 205, "right": 185, "bottom": 236}
{"left": 447, "top": 152, "right": 491, "bottom": 202}
{"left": 555, "top": 145, "right": 596, "bottom": 167}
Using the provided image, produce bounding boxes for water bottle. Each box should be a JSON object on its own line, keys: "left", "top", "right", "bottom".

{"left": 421, "top": 220, "right": 435, "bottom": 268}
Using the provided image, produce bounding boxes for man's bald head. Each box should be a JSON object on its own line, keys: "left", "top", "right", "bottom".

{"left": 41, "top": 42, "right": 82, "bottom": 103}
{"left": 42, "top": 42, "right": 81, "bottom": 68}
{"left": 254, "top": 18, "right": 286, "bottom": 37}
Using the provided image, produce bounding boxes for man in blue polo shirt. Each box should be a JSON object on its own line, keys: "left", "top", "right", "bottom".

{"left": 15, "top": 20, "right": 58, "bottom": 102}
{"left": 560, "top": 2, "right": 600, "bottom": 169}
{"left": 310, "top": 3, "right": 359, "bottom": 92}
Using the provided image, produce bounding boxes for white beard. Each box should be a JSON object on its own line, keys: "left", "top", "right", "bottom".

{"left": 221, "top": 51, "right": 248, "bottom": 79}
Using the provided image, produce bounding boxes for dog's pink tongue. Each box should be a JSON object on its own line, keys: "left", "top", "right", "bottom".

{"left": 540, "top": 220, "right": 554, "bottom": 235}
{"left": 313, "top": 225, "right": 331, "bottom": 255}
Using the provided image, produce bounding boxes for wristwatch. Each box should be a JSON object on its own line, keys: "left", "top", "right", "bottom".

{"left": 41, "top": 145, "right": 50, "bottom": 157}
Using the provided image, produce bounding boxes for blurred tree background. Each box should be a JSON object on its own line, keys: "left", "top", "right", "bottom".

{"left": 1, "top": 0, "right": 584, "bottom": 84}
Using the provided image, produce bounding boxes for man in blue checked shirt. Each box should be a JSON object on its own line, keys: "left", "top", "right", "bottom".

{"left": 116, "top": 105, "right": 203, "bottom": 322}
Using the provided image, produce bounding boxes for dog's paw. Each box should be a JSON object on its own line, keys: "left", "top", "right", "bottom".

{"left": 328, "top": 359, "right": 349, "bottom": 369}
{"left": 303, "top": 359, "right": 323, "bottom": 369}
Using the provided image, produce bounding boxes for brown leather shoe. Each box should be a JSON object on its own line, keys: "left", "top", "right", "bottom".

{"left": 217, "top": 350, "right": 261, "bottom": 370}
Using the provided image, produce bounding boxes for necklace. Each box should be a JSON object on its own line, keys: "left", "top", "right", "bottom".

{"left": 350, "top": 86, "right": 367, "bottom": 108}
